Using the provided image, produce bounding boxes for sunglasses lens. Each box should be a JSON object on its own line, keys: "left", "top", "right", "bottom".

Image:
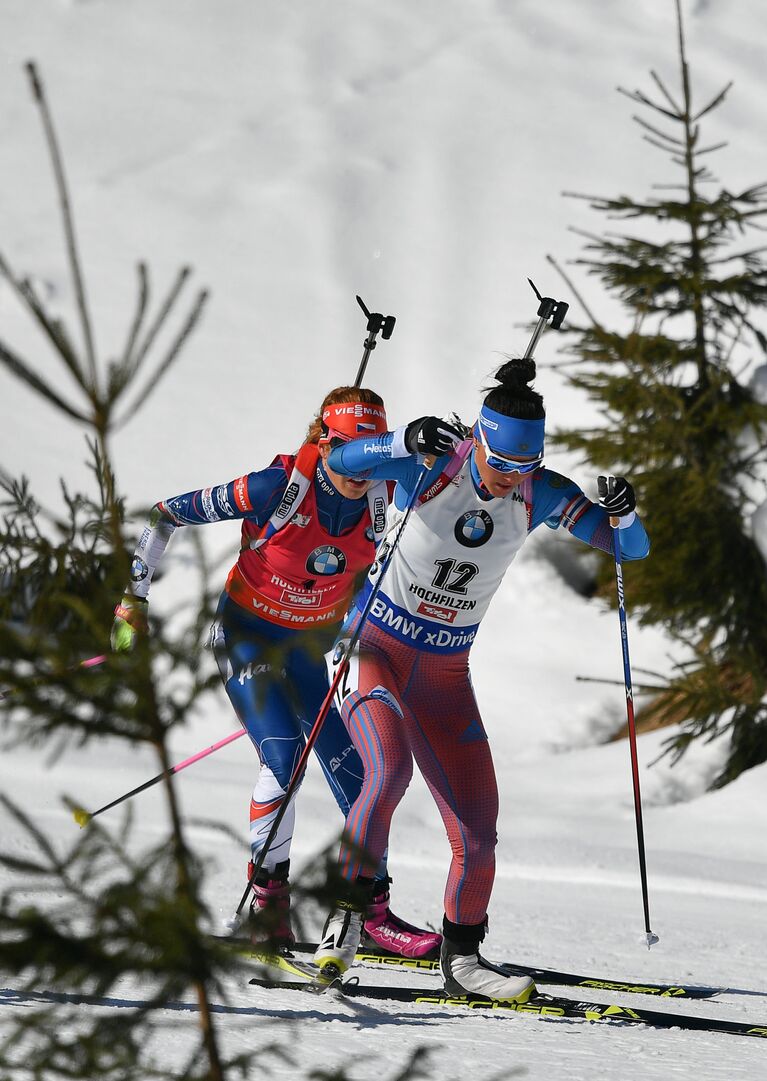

{"left": 486, "top": 455, "right": 516, "bottom": 473}
{"left": 487, "top": 454, "right": 541, "bottom": 474}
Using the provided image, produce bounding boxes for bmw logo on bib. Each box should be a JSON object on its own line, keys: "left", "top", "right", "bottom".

{"left": 306, "top": 545, "right": 347, "bottom": 576}
{"left": 130, "top": 556, "right": 149, "bottom": 582}
{"left": 455, "top": 509, "right": 494, "bottom": 548}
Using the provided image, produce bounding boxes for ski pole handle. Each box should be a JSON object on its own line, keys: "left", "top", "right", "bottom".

{"left": 354, "top": 294, "right": 396, "bottom": 387}
{"left": 523, "top": 278, "right": 569, "bottom": 359}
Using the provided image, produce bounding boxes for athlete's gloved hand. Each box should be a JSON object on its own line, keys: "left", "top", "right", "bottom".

{"left": 597, "top": 476, "right": 636, "bottom": 517}
{"left": 111, "top": 594, "right": 148, "bottom": 652}
{"left": 404, "top": 416, "right": 464, "bottom": 457}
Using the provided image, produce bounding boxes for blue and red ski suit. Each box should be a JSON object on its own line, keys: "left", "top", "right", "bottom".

{"left": 134, "top": 446, "right": 390, "bottom": 871}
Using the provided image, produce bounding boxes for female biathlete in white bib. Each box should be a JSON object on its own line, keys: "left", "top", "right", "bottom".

{"left": 313, "top": 359, "right": 650, "bottom": 1000}
{"left": 112, "top": 386, "right": 440, "bottom": 958}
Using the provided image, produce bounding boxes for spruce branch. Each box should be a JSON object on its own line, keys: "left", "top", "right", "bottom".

{"left": 633, "top": 114, "right": 684, "bottom": 147}
{"left": 118, "top": 287, "right": 209, "bottom": 424}
{"left": 0, "top": 252, "right": 86, "bottom": 389}
{"left": 693, "top": 83, "right": 732, "bottom": 121}
{"left": 643, "top": 134, "right": 683, "bottom": 156}
{"left": 649, "top": 68, "right": 683, "bottom": 115}
{"left": 25, "top": 62, "right": 99, "bottom": 392}
{"left": 0, "top": 338, "right": 88, "bottom": 422}
{"left": 120, "top": 262, "right": 150, "bottom": 373}
{"left": 695, "top": 141, "right": 729, "bottom": 157}
{"left": 126, "top": 266, "right": 192, "bottom": 379}
{"left": 617, "top": 84, "right": 680, "bottom": 122}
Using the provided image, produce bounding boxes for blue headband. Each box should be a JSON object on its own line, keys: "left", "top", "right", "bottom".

{"left": 476, "top": 405, "right": 545, "bottom": 457}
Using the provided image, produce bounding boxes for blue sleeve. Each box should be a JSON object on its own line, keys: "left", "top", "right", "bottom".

{"left": 328, "top": 433, "right": 427, "bottom": 507}
{"left": 530, "top": 469, "right": 650, "bottom": 560}
{"left": 157, "top": 464, "right": 288, "bottom": 527}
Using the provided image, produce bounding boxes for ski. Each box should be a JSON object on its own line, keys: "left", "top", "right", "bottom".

{"left": 241, "top": 948, "right": 325, "bottom": 983}
{"left": 220, "top": 934, "right": 722, "bottom": 999}
{"left": 220, "top": 935, "right": 722, "bottom": 999}
{"left": 247, "top": 975, "right": 767, "bottom": 1040}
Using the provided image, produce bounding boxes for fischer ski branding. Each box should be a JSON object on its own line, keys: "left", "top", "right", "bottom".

{"left": 217, "top": 936, "right": 723, "bottom": 999}
{"left": 247, "top": 975, "right": 767, "bottom": 1040}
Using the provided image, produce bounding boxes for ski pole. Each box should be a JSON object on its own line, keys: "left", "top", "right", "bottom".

{"left": 226, "top": 459, "right": 434, "bottom": 931}
{"left": 72, "top": 728, "right": 247, "bottom": 826}
{"left": 354, "top": 295, "right": 396, "bottom": 387}
{"left": 0, "top": 653, "right": 106, "bottom": 702}
{"left": 80, "top": 653, "right": 107, "bottom": 669}
{"left": 600, "top": 476, "right": 659, "bottom": 950}
{"left": 523, "top": 278, "right": 568, "bottom": 359}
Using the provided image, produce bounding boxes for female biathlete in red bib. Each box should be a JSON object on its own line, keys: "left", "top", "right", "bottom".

{"left": 112, "top": 387, "right": 440, "bottom": 958}
{"left": 313, "top": 359, "right": 650, "bottom": 1000}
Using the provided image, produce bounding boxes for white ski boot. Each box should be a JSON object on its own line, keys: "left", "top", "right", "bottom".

{"left": 314, "top": 902, "right": 364, "bottom": 979}
{"left": 440, "top": 937, "right": 535, "bottom": 1002}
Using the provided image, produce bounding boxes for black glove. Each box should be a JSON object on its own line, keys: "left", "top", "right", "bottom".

{"left": 597, "top": 475, "right": 636, "bottom": 517}
{"left": 404, "top": 416, "right": 463, "bottom": 457}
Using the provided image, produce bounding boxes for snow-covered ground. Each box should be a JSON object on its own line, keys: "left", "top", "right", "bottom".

{"left": 1, "top": 2, "right": 766, "bottom": 1078}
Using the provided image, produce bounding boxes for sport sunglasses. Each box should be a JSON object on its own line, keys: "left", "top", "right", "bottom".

{"left": 476, "top": 422, "right": 544, "bottom": 475}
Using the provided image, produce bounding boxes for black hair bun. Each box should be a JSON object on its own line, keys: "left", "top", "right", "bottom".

{"left": 493, "top": 357, "right": 536, "bottom": 388}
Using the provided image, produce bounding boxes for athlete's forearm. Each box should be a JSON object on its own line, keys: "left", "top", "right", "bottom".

{"left": 126, "top": 465, "right": 288, "bottom": 598}
{"left": 328, "top": 430, "right": 422, "bottom": 489}
{"left": 126, "top": 506, "right": 177, "bottom": 599}
{"left": 157, "top": 467, "right": 286, "bottom": 527}
{"left": 571, "top": 505, "right": 650, "bottom": 560}
{"left": 531, "top": 470, "right": 649, "bottom": 560}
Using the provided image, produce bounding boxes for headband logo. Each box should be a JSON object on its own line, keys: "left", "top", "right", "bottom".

{"left": 324, "top": 404, "right": 385, "bottom": 420}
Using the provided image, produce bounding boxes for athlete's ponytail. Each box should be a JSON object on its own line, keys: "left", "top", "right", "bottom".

{"left": 482, "top": 358, "right": 545, "bottom": 422}
{"left": 305, "top": 386, "right": 385, "bottom": 444}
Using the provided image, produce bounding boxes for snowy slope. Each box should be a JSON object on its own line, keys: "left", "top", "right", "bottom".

{"left": 2, "top": 1, "right": 767, "bottom": 1078}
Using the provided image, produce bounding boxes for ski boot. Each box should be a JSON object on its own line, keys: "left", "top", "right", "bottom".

{"left": 314, "top": 901, "right": 365, "bottom": 980}
{"left": 440, "top": 918, "right": 535, "bottom": 1002}
{"left": 246, "top": 859, "right": 295, "bottom": 950}
{"left": 363, "top": 879, "right": 442, "bottom": 959}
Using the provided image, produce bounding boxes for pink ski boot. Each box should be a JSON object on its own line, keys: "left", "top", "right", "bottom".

{"left": 246, "top": 860, "right": 295, "bottom": 949}
{"left": 363, "top": 881, "right": 442, "bottom": 960}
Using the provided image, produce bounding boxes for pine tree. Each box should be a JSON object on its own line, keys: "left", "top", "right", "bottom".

{"left": 0, "top": 63, "right": 435, "bottom": 1081}
{"left": 552, "top": 0, "right": 767, "bottom": 785}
